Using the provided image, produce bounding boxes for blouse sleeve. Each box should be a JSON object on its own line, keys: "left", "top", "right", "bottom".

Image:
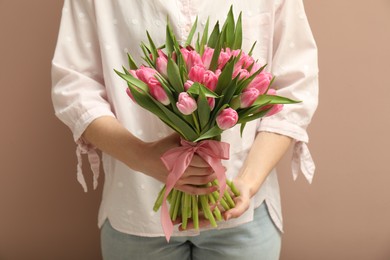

{"left": 51, "top": 0, "right": 115, "bottom": 191}
{"left": 258, "top": 0, "right": 319, "bottom": 183}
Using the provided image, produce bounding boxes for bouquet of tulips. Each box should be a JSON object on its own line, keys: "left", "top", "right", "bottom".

{"left": 116, "top": 6, "right": 299, "bottom": 240}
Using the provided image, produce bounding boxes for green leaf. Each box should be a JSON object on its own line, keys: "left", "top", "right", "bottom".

{"left": 114, "top": 69, "right": 148, "bottom": 92}
{"left": 146, "top": 31, "right": 158, "bottom": 64}
{"left": 185, "top": 16, "right": 198, "bottom": 47}
{"left": 140, "top": 43, "right": 155, "bottom": 68}
{"left": 240, "top": 122, "right": 246, "bottom": 137}
{"left": 223, "top": 6, "right": 235, "bottom": 48}
{"left": 199, "top": 18, "right": 210, "bottom": 55}
{"left": 196, "top": 87, "right": 211, "bottom": 130}
{"left": 232, "top": 12, "right": 242, "bottom": 50}
{"left": 151, "top": 97, "right": 199, "bottom": 141}
{"left": 208, "top": 36, "right": 222, "bottom": 71}
{"left": 218, "top": 74, "right": 239, "bottom": 110}
{"left": 166, "top": 20, "right": 174, "bottom": 54}
{"left": 237, "top": 108, "right": 272, "bottom": 124}
{"left": 214, "top": 57, "right": 235, "bottom": 94}
{"left": 187, "top": 82, "right": 220, "bottom": 98}
{"left": 127, "top": 53, "right": 138, "bottom": 70}
{"left": 128, "top": 85, "right": 184, "bottom": 136}
{"left": 253, "top": 94, "right": 301, "bottom": 107}
{"left": 207, "top": 21, "right": 220, "bottom": 48}
{"left": 167, "top": 58, "right": 184, "bottom": 93}
{"left": 248, "top": 41, "right": 257, "bottom": 56}
{"left": 194, "top": 126, "right": 223, "bottom": 142}
{"left": 237, "top": 101, "right": 271, "bottom": 119}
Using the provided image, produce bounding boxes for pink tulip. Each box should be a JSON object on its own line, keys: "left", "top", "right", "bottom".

{"left": 176, "top": 92, "right": 197, "bottom": 115}
{"left": 260, "top": 88, "right": 283, "bottom": 117}
{"left": 184, "top": 80, "right": 194, "bottom": 91}
{"left": 247, "top": 72, "right": 272, "bottom": 94}
{"left": 188, "top": 64, "right": 206, "bottom": 83}
{"left": 233, "top": 68, "right": 250, "bottom": 80}
{"left": 147, "top": 78, "right": 170, "bottom": 105}
{"left": 207, "top": 97, "right": 215, "bottom": 111}
{"left": 216, "top": 108, "right": 238, "bottom": 130}
{"left": 156, "top": 50, "right": 168, "bottom": 78}
{"left": 136, "top": 66, "right": 158, "bottom": 83}
{"left": 128, "top": 69, "right": 138, "bottom": 78}
{"left": 240, "top": 87, "right": 260, "bottom": 108}
{"left": 186, "top": 50, "right": 203, "bottom": 72}
{"left": 266, "top": 88, "right": 277, "bottom": 95}
{"left": 249, "top": 62, "right": 262, "bottom": 75}
{"left": 202, "top": 47, "right": 214, "bottom": 70}
{"left": 202, "top": 70, "right": 218, "bottom": 91}
{"left": 266, "top": 104, "right": 283, "bottom": 117}
{"left": 218, "top": 50, "right": 231, "bottom": 70}
{"left": 180, "top": 48, "right": 190, "bottom": 63}
{"left": 238, "top": 52, "right": 255, "bottom": 69}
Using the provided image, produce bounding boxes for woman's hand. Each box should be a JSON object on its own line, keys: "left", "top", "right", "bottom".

{"left": 141, "top": 133, "right": 217, "bottom": 195}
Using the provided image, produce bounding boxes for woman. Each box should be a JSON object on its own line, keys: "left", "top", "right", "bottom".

{"left": 51, "top": 1, "right": 318, "bottom": 259}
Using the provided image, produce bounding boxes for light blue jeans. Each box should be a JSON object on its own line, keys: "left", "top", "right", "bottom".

{"left": 101, "top": 203, "right": 281, "bottom": 260}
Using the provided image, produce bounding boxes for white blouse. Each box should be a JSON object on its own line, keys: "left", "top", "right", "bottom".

{"left": 52, "top": 0, "right": 318, "bottom": 237}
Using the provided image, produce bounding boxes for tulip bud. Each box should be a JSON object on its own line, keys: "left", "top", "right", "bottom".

{"left": 184, "top": 80, "right": 194, "bottom": 91}
{"left": 240, "top": 87, "right": 260, "bottom": 108}
{"left": 266, "top": 104, "right": 283, "bottom": 117}
{"left": 176, "top": 92, "right": 197, "bottom": 115}
{"left": 188, "top": 65, "right": 206, "bottom": 83}
{"left": 202, "top": 70, "right": 218, "bottom": 91}
{"left": 247, "top": 72, "right": 272, "bottom": 94}
{"left": 207, "top": 97, "right": 215, "bottom": 111}
{"left": 202, "top": 47, "right": 214, "bottom": 70}
{"left": 186, "top": 50, "right": 203, "bottom": 72}
{"left": 148, "top": 78, "right": 170, "bottom": 105}
{"left": 216, "top": 108, "right": 238, "bottom": 130}
{"left": 156, "top": 50, "right": 168, "bottom": 78}
{"left": 136, "top": 66, "right": 158, "bottom": 83}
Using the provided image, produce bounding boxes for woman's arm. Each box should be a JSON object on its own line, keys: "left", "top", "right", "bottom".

{"left": 83, "top": 116, "right": 218, "bottom": 195}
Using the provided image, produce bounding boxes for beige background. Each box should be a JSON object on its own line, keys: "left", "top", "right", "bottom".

{"left": 1, "top": 0, "right": 389, "bottom": 259}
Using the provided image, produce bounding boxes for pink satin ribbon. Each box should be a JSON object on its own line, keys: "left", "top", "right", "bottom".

{"left": 160, "top": 138, "right": 230, "bottom": 241}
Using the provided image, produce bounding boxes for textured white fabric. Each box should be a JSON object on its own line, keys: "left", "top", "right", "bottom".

{"left": 51, "top": 0, "right": 318, "bottom": 237}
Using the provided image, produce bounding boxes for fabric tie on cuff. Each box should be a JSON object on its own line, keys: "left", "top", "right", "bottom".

{"left": 291, "top": 141, "right": 315, "bottom": 183}
{"left": 76, "top": 143, "right": 100, "bottom": 192}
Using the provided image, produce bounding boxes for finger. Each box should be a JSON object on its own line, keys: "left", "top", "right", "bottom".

{"left": 223, "top": 196, "right": 250, "bottom": 221}
{"left": 177, "top": 174, "right": 217, "bottom": 186}
{"left": 189, "top": 155, "right": 209, "bottom": 168}
{"left": 181, "top": 166, "right": 214, "bottom": 177}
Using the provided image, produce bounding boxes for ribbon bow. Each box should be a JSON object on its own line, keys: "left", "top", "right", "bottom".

{"left": 160, "top": 138, "right": 230, "bottom": 241}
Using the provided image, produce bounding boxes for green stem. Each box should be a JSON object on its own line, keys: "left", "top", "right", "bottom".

{"left": 153, "top": 185, "right": 166, "bottom": 212}
{"left": 224, "top": 190, "right": 236, "bottom": 208}
{"left": 181, "top": 193, "right": 191, "bottom": 229}
{"left": 192, "top": 195, "right": 199, "bottom": 230}
{"left": 192, "top": 113, "right": 200, "bottom": 133}
{"left": 169, "top": 189, "right": 178, "bottom": 219}
{"left": 200, "top": 195, "right": 217, "bottom": 227}
{"left": 227, "top": 179, "right": 240, "bottom": 197}
{"left": 172, "top": 190, "right": 182, "bottom": 221}
{"left": 208, "top": 194, "right": 223, "bottom": 221}
{"left": 211, "top": 190, "right": 231, "bottom": 211}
